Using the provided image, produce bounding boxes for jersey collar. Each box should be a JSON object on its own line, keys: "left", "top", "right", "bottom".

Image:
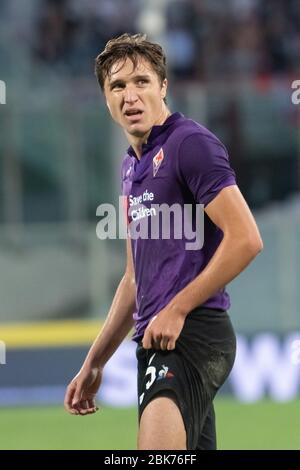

{"left": 127, "top": 112, "right": 183, "bottom": 159}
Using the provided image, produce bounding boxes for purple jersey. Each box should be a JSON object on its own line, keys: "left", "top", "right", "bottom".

{"left": 121, "top": 113, "right": 236, "bottom": 340}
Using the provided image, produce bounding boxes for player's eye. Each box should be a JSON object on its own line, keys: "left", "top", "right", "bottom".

{"left": 111, "top": 82, "right": 124, "bottom": 90}
{"left": 137, "top": 79, "right": 148, "bottom": 86}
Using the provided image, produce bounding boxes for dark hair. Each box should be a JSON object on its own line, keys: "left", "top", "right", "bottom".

{"left": 95, "top": 33, "right": 167, "bottom": 90}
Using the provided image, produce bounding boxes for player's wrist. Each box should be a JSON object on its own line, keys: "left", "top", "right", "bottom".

{"left": 168, "top": 301, "right": 189, "bottom": 319}
{"left": 83, "top": 356, "right": 105, "bottom": 371}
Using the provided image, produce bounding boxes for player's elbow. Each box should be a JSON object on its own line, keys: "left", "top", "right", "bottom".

{"left": 242, "top": 232, "right": 263, "bottom": 260}
{"left": 255, "top": 234, "right": 264, "bottom": 254}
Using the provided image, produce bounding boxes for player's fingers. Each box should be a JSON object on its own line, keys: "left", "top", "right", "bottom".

{"left": 66, "top": 404, "right": 79, "bottom": 415}
{"left": 81, "top": 400, "right": 89, "bottom": 409}
{"left": 143, "top": 316, "right": 160, "bottom": 349}
{"left": 87, "top": 398, "right": 99, "bottom": 412}
{"left": 152, "top": 332, "right": 163, "bottom": 350}
{"left": 142, "top": 329, "right": 152, "bottom": 349}
{"left": 64, "top": 383, "right": 78, "bottom": 413}
{"left": 71, "top": 382, "right": 83, "bottom": 407}
{"left": 77, "top": 400, "right": 91, "bottom": 415}
{"left": 160, "top": 335, "right": 169, "bottom": 350}
{"left": 77, "top": 399, "right": 99, "bottom": 415}
{"left": 167, "top": 338, "right": 176, "bottom": 351}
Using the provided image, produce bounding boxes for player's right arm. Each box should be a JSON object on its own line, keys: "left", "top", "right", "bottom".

{"left": 64, "top": 238, "right": 136, "bottom": 415}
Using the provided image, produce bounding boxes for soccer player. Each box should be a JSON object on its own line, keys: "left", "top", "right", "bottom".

{"left": 64, "top": 33, "right": 263, "bottom": 450}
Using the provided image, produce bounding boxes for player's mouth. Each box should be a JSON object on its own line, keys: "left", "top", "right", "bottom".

{"left": 124, "top": 109, "right": 144, "bottom": 122}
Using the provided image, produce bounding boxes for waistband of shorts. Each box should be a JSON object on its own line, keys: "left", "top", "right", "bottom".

{"left": 189, "top": 306, "right": 227, "bottom": 316}
{"left": 133, "top": 306, "right": 228, "bottom": 344}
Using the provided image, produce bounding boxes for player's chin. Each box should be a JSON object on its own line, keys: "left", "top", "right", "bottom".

{"left": 127, "top": 125, "right": 147, "bottom": 137}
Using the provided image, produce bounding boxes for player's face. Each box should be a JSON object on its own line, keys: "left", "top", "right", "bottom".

{"left": 104, "top": 57, "right": 168, "bottom": 138}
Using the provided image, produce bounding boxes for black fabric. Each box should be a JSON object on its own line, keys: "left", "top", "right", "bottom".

{"left": 136, "top": 307, "right": 236, "bottom": 450}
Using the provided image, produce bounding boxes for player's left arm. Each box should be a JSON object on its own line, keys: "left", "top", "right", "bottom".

{"left": 172, "top": 184, "right": 263, "bottom": 311}
{"left": 142, "top": 185, "right": 263, "bottom": 350}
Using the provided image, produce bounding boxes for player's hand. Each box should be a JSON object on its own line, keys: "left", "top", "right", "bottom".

{"left": 142, "top": 305, "right": 186, "bottom": 351}
{"left": 64, "top": 366, "right": 102, "bottom": 416}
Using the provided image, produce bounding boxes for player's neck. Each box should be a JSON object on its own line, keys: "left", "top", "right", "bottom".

{"left": 127, "top": 106, "right": 171, "bottom": 160}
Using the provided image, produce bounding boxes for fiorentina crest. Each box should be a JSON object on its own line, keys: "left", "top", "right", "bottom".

{"left": 152, "top": 148, "right": 164, "bottom": 177}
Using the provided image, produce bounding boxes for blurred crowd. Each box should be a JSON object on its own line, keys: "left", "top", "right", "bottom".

{"left": 31, "top": 0, "right": 300, "bottom": 80}
{"left": 0, "top": 0, "right": 298, "bottom": 217}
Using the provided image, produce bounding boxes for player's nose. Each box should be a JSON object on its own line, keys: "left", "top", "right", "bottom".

{"left": 124, "top": 86, "right": 138, "bottom": 103}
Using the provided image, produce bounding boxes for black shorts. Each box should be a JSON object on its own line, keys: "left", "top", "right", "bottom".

{"left": 136, "top": 307, "right": 236, "bottom": 450}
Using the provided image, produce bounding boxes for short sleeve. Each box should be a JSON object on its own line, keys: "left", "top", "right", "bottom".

{"left": 177, "top": 132, "right": 236, "bottom": 206}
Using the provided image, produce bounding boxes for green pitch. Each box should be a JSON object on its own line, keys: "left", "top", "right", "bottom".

{"left": 0, "top": 398, "right": 299, "bottom": 450}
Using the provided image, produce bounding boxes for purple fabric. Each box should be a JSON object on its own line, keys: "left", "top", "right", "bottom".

{"left": 121, "top": 113, "right": 236, "bottom": 340}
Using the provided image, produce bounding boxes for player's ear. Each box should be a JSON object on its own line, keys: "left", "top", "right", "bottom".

{"left": 105, "top": 95, "right": 113, "bottom": 114}
{"left": 103, "top": 84, "right": 111, "bottom": 112}
{"left": 161, "top": 78, "right": 168, "bottom": 100}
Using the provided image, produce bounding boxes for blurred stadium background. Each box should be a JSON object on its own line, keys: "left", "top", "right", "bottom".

{"left": 0, "top": 0, "right": 300, "bottom": 449}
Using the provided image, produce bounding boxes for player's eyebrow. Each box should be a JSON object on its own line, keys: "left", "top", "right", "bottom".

{"left": 133, "top": 74, "right": 151, "bottom": 82}
{"left": 109, "top": 74, "right": 151, "bottom": 89}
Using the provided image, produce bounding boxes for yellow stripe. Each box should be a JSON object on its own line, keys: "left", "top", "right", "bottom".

{"left": 0, "top": 320, "right": 103, "bottom": 349}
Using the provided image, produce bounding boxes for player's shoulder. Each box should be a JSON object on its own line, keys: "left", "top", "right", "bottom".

{"left": 173, "top": 116, "right": 231, "bottom": 175}
{"left": 121, "top": 152, "right": 132, "bottom": 169}
{"left": 121, "top": 152, "right": 134, "bottom": 184}
{"left": 171, "top": 115, "right": 224, "bottom": 150}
